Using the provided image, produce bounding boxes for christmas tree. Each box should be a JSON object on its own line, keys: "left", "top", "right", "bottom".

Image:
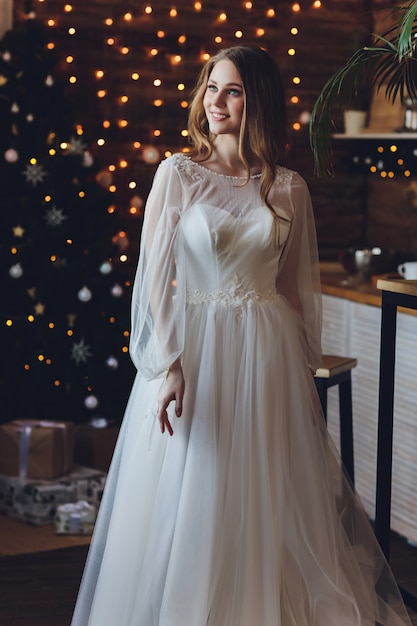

{"left": 0, "top": 9, "right": 135, "bottom": 425}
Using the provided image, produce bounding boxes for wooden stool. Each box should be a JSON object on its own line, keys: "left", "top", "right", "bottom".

{"left": 314, "top": 354, "right": 357, "bottom": 485}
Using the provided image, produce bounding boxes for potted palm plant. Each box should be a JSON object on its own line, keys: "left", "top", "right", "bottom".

{"left": 309, "top": 0, "right": 417, "bottom": 177}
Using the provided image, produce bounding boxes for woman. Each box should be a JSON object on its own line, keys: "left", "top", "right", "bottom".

{"left": 72, "top": 46, "right": 411, "bottom": 625}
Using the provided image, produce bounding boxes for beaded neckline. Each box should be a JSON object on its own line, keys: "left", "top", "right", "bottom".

{"left": 191, "top": 158, "right": 262, "bottom": 180}
{"left": 164, "top": 153, "right": 294, "bottom": 186}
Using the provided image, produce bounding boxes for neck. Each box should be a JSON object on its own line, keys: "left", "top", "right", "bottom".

{"left": 212, "top": 135, "right": 240, "bottom": 166}
{"left": 204, "top": 136, "right": 260, "bottom": 177}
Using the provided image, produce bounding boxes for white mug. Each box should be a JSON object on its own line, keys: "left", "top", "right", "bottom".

{"left": 398, "top": 261, "right": 417, "bottom": 279}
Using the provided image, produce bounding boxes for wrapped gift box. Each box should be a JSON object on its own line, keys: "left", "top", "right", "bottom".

{"left": 74, "top": 421, "right": 119, "bottom": 472}
{"left": 0, "top": 420, "right": 74, "bottom": 480}
{"left": 0, "top": 465, "right": 106, "bottom": 525}
{"left": 55, "top": 501, "right": 96, "bottom": 535}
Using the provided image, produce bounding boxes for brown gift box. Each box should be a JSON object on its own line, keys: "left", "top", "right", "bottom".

{"left": 74, "top": 424, "right": 119, "bottom": 472}
{"left": 0, "top": 420, "right": 74, "bottom": 480}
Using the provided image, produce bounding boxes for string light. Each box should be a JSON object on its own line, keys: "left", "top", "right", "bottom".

{"left": 29, "top": 0, "right": 328, "bottom": 244}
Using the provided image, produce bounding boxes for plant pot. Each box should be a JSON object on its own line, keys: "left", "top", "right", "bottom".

{"left": 343, "top": 110, "right": 367, "bottom": 135}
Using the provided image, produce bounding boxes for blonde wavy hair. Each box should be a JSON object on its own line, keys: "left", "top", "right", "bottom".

{"left": 188, "top": 46, "right": 289, "bottom": 218}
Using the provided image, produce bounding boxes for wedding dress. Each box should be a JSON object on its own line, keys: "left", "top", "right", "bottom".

{"left": 71, "top": 153, "right": 411, "bottom": 626}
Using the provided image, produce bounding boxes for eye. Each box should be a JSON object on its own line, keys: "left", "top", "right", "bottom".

{"left": 207, "top": 83, "right": 217, "bottom": 92}
{"left": 228, "top": 88, "right": 241, "bottom": 96}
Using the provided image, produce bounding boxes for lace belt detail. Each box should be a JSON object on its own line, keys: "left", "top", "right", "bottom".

{"left": 186, "top": 276, "right": 280, "bottom": 319}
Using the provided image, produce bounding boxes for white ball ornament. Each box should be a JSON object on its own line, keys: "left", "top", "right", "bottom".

{"left": 142, "top": 145, "right": 160, "bottom": 165}
{"left": 105, "top": 356, "right": 119, "bottom": 369}
{"left": 5, "top": 148, "right": 19, "bottom": 163}
{"left": 78, "top": 285, "right": 92, "bottom": 302}
{"left": 26, "top": 113, "right": 34, "bottom": 123}
{"left": 91, "top": 417, "right": 108, "bottom": 428}
{"left": 45, "top": 75, "right": 54, "bottom": 86}
{"left": 82, "top": 151, "right": 94, "bottom": 167}
{"left": 111, "top": 283, "right": 123, "bottom": 298}
{"left": 99, "top": 261, "right": 112, "bottom": 274}
{"left": 9, "top": 263, "right": 23, "bottom": 278}
{"left": 299, "top": 110, "right": 311, "bottom": 125}
{"left": 11, "top": 102, "right": 19, "bottom": 114}
{"left": 84, "top": 394, "right": 99, "bottom": 410}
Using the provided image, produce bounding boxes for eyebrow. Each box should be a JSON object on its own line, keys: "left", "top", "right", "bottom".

{"left": 208, "top": 79, "right": 243, "bottom": 88}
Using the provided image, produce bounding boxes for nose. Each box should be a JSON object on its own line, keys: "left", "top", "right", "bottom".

{"left": 211, "top": 90, "right": 225, "bottom": 107}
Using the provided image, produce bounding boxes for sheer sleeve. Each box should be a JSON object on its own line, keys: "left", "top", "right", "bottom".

{"left": 275, "top": 173, "right": 322, "bottom": 371}
{"left": 129, "top": 161, "right": 185, "bottom": 380}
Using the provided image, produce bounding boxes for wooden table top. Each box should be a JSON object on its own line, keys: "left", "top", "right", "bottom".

{"left": 376, "top": 278, "right": 417, "bottom": 298}
{"left": 320, "top": 263, "right": 417, "bottom": 315}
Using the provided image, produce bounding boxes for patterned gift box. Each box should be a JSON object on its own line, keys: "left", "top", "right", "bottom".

{"left": 55, "top": 501, "right": 96, "bottom": 535}
{"left": 0, "top": 419, "right": 74, "bottom": 480}
{"left": 0, "top": 465, "right": 106, "bottom": 525}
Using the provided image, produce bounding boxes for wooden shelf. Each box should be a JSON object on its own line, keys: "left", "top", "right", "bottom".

{"left": 333, "top": 132, "right": 417, "bottom": 139}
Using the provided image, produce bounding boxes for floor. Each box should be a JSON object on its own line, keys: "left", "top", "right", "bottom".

{"left": 0, "top": 532, "right": 416, "bottom": 625}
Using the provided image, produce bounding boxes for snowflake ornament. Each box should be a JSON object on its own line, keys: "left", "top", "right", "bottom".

{"left": 71, "top": 338, "right": 92, "bottom": 365}
{"left": 67, "top": 136, "right": 87, "bottom": 155}
{"left": 22, "top": 162, "right": 47, "bottom": 186}
{"left": 13, "top": 225, "right": 25, "bottom": 237}
{"left": 44, "top": 205, "right": 68, "bottom": 226}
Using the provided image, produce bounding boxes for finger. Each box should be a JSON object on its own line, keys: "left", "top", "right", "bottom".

{"left": 164, "top": 417, "right": 174, "bottom": 436}
{"left": 175, "top": 394, "right": 183, "bottom": 417}
{"left": 158, "top": 405, "right": 174, "bottom": 436}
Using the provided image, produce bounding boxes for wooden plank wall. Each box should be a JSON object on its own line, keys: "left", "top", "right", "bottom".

{"left": 12, "top": 0, "right": 416, "bottom": 260}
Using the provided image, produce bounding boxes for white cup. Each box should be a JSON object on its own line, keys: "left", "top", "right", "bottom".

{"left": 398, "top": 261, "right": 417, "bottom": 279}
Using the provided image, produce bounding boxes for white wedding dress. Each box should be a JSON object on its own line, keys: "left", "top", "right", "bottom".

{"left": 71, "top": 153, "right": 411, "bottom": 626}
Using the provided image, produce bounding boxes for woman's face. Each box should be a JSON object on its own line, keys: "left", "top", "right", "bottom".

{"left": 203, "top": 59, "right": 245, "bottom": 137}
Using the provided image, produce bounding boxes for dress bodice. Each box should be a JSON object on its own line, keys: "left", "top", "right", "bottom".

{"left": 181, "top": 203, "right": 288, "bottom": 297}
{"left": 172, "top": 155, "right": 293, "bottom": 296}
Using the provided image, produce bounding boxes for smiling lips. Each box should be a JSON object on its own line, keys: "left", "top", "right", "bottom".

{"left": 210, "top": 111, "right": 229, "bottom": 121}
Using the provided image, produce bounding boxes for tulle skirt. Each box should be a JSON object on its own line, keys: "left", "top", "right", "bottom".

{"left": 71, "top": 296, "right": 411, "bottom": 625}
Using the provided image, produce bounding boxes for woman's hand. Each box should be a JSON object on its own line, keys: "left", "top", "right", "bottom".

{"left": 157, "top": 360, "right": 185, "bottom": 436}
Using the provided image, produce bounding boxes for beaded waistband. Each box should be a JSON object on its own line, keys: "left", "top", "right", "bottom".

{"left": 186, "top": 276, "right": 280, "bottom": 319}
